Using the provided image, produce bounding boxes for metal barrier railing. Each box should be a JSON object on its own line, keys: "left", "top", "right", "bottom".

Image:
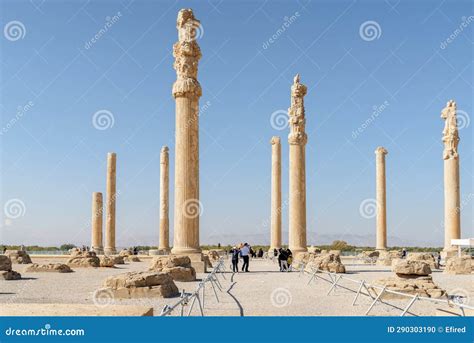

{"left": 159, "top": 259, "right": 227, "bottom": 316}
{"left": 299, "top": 262, "right": 473, "bottom": 316}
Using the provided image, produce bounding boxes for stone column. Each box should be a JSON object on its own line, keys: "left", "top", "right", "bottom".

{"left": 104, "top": 152, "right": 117, "bottom": 255}
{"left": 269, "top": 136, "right": 282, "bottom": 253}
{"left": 375, "top": 147, "right": 388, "bottom": 250}
{"left": 441, "top": 100, "right": 461, "bottom": 255}
{"left": 288, "top": 74, "right": 308, "bottom": 255}
{"left": 171, "top": 9, "right": 205, "bottom": 272}
{"left": 91, "top": 192, "right": 103, "bottom": 254}
{"left": 159, "top": 146, "right": 170, "bottom": 253}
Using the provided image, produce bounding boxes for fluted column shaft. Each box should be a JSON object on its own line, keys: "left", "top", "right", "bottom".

{"left": 104, "top": 152, "right": 116, "bottom": 255}
{"left": 91, "top": 192, "right": 103, "bottom": 254}
{"left": 159, "top": 147, "right": 170, "bottom": 252}
{"left": 269, "top": 137, "right": 282, "bottom": 252}
{"left": 375, "top": 147, "right": 387, "bottom": 250}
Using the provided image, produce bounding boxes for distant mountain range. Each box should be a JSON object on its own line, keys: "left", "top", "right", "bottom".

{"left": 204, "top": 231, "right": 441, "bottom": 247}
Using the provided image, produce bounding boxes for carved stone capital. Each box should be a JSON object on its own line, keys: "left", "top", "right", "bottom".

{"left": 288, "top": 74, "right": 308, "bottom": 146}
{"left": 160, "top": 146, "right": 169, "bottom": 164}
{"left": 172, "top": 9, "right": 202, "bottom": 99}
{"left": 441, "top": 99, "right": 459, "bottom": 160}
{"left": 270, "top": 136, "right": 281, "bottom": 145}
{"left": 375, "top": 146, "right": 388, "bottom": 155}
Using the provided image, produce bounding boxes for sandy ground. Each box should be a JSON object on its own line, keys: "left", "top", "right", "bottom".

{"left": 1, "top": 257, "right": 472, "bottom": 316}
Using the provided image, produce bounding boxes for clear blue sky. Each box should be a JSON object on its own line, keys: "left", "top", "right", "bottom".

{"left": 0, "top": 0, "right": 472, "bottom": 247}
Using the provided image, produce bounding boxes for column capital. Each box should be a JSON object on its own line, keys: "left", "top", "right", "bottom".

{"left": 172, "top": 9, "right": 202, "bottom": 99}
{"left": 288, "top": 74, "right": 308, "bottom": 145}
{"left": 375, "top": 146, "right": 388, "bottom": 155}
{"left": 160, "top": 146, "right": 169, "bottom": 164}
{"left": 270, "top": 136, "right": 281, "bottom": 145}
{"left": 441, "top": 99, "right": 460, "bottom": 160}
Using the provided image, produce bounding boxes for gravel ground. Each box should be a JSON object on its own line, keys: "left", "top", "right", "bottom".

{"left": 1, "top": 257, "right": 472, "bottom": 316}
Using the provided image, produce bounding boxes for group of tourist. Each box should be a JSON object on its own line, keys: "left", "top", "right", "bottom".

{"left": 229, "top": 243, "right": 254, "bottom": 272}
{"left": 273, "top": 248, "right": 293, "bottom": 272}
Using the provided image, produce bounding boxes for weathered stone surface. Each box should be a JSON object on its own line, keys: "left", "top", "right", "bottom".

{"left": 305, "top": 253, "right": 346, "bottom": 273}
{"left": 119, "top": 249, "right": 132, "bottom": 257}
{"left": 206, "top": 250, "right": 220, "bottom": 261}
{"left": 102, "top": 271, "right": 179, "bottom": 298}
{"left": 99, "top": 256, "right": 115, "bottom": 268}
{"left": 372, "top": 275, "right": 446, "bottom": 299}
{"left": 111, "top": 256, "right": 125, "bottom": 265}
{"left": 357, "top": 250, "right": 379, "bottom": 263}
{"left": 407, "top": 252, "right": 438, "bottom": 269}
{"left": 0, "top": 270, "right": 21, "bottom": 280}
{"left": 25, "top": 263, "right": 72, "bottom": 273}
{"left": 393, "top": 260, "right": 431, "bottom": 276}
{"left": 0, "top": 255, "right": 12, "bottom": 271}
{"left": 67, "top": 251, "right": 100, "bottom": 268}
{"left": 5, "top": 250, "right": 32, "bottom": 264}
{"left": 307, "top": 246, "right": 321, "bottom": 254}
{"left": 0, "top": 255, "right": 21, "bottom": 279}
{"left": 376, "top": 250, "right": 402, "bottom": 266}
{"left": 444, "top": 256, "right": 472, "bottom": 275}
{"left": 149, "top": 255, "right": 196, "bottom": 281}
{"left": 125, "top": 256, "right": 141, "bottom": 262}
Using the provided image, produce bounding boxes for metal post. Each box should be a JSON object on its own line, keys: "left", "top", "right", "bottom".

{"left": 327, "top": 274, "right": 341, "bottom": 295}
{"left": 210, "top": 277, "right": 220, "bottom": 302}
{"left": 352, "top": 281, "right": 365, "bottom": 306}
{"left": 366, "top": 286, "right": 386, "bottom": 315}
{"left": 401, "top": 294, "right": 418, "bottom": 317}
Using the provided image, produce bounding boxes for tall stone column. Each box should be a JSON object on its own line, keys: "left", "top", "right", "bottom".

{"left": 375, "top": 147, "right": 388, "bottom": 250}
{"left": 159, "top": 146, "right": 170, "bottom": 253}
{"left": 91, "top": 192, "right": 103, "bottom": 254}
{"left": 269, "top": 136, "right": 282, "bottom": 253}
{"left": 288, "top": 74, "right": 308, "bottom": 255}
{"left": 441, "top": 100, "right": 461, "bottom": 255}
{"left": 104, "top": 152, "right": 117, "bottom": 255}
{"left": 171, "top": 9, "right": 204, "bottom": 271}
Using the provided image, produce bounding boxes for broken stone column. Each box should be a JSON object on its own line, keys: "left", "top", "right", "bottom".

{"left": 269, "top": 136, "right": 282, "bottom": 253}
{"left": 441, "top": 100, "right": 461, "bottom": 256}
{"left": 104, "top": 152, "right": 117, "bottom": 255}
{"left": 91, "top": 192, "right": 104, "bottom": 255}
{"left": 159, "top": 146, "right": 170, "bottom": 254}
{"left": 288, "top": 74, "right": 308, "bottom": 255}
{"left": 375, "top": 147, "right": 388, "bottom": 250}
{"left": 170, "top": 9, "right": 206, "bottom": 272}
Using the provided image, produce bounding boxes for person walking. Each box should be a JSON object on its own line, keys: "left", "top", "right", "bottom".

{"left": 240, "top": 243, "right": 250, "bottom": 272}
{"left": 278, "top": 248, "right": 288, "bottom": 271}
{"left": 230, "top": 246, "right": 240, "bottom": 273}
